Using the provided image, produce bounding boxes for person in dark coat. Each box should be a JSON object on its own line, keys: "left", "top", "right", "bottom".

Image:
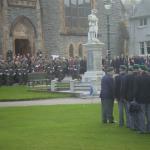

{"left": 134, "top": 66, "right": 150, "bottom": 133}
{"left": 124, "top": 66, "right": 137, "bottom": 129}
{"left": 100, "top": 67, "right": 115, "bottom": 123}
{"left": 126, "top": 64, "right": 141, "bottom": 130}
{"left": 115, "top": 65, "right": 127, "bottom": 127}
{"left": 115, "top": 56, "right": 120, "bottom": 74}
{"left": 146, "top": 69, "right": 150, "bottom": 133}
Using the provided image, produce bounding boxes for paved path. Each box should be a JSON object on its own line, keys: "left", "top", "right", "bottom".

{"left": 0, "top": 97, "right": 100, "bottom": 107}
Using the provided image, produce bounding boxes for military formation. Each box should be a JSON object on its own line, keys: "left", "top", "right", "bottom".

{"left": 0, "top": 51, "right": 87, "bottom": 86}
{"left": 100, "top": 64, "right": 150, "bottom": 134}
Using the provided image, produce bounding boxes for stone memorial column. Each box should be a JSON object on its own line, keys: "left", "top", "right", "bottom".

{"left": 82, "top": 9, "right": 105, "bottom": 92}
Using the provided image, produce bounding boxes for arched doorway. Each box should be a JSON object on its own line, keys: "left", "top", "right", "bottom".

{"left": 10, "top": 16, "right": 36, "bottom": 56}
{"left": 15, "top": 39, "right": 30, "bottom": 55}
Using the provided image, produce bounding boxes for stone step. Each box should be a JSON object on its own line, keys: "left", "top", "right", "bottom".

{"left": 74, "top": 83, "right": 91, "bottom": 91}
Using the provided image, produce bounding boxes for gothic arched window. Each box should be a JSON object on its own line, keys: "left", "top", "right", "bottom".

{"left": 64, "top": 0, "right": 91, "bottom": 29}
{"left": 69, "top": 44, "right": 74, "bottom": 57}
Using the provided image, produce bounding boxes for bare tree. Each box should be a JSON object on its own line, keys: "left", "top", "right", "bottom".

{"left": 118, "top": 21, "right": 129, "bottom": 56}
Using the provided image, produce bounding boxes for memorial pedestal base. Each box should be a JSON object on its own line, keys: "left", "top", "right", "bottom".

{"left": 82, "top": 71, "right": 105, "bottom": 93}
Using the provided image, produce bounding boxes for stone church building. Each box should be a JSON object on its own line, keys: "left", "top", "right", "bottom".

{"left": 0, "top": 0, "right": 125, "bottom": 59}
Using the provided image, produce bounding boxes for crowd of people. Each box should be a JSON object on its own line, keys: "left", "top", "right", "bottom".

{"left": 0, "top": 51, "right": 87, "bottom": 85}
{"left": 100, "top": 64, "right": 150, "bottom": 134}
{"left": 102, "top": 55, "right": 150, "bottom": 73}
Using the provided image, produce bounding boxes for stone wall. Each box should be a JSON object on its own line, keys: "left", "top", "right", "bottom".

{"left": 40, "top": 0, "right": 88, "bottom": 57}
{"left": 8, "top": 7, "right": 37, "bottom": 29}
{"left": 40, "top": 0, "right": 61, "bottom": 55}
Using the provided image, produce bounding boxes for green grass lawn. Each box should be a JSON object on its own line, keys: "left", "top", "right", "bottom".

{"left": 0, "top": 86, "right": 73, "bottom": 101}
{"left": 0, "top": 104, "right": 149, "bottom": 150}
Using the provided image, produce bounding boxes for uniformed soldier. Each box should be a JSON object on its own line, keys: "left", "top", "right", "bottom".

{"left": 115, "top": 65, "right": 127, "bottom": 127}
{"left": 134, "top": 65, "right": 150, "bottom": 133}
{"left": 146, "top": 68, "right": 150, "bottom": 133}
{"left": 100, "top": 67, "right": 115, "bottom": 123}
{"left": 126, "top": 64, "right": 140, "bottom": 130}
{"left": 124, "top": 66, "right": 135, "bottom": 129}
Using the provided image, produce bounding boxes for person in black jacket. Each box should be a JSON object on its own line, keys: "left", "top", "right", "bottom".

{"left": 127, "top": 64, "right": 141, "bottom": 131}
{"left": 134, "top": 66, "right": 150, "bottom": 133}
{"left": 146, "top": 69, "right": 150, "bottom": 133}
{"left": 100, "top": 67, "right": 115, "bottom": 123}
{"left": 115, "top": 65, "right": 127, "bottom": 127}
{"left": 124, "top": 66, "right": 136, "bottom": 129}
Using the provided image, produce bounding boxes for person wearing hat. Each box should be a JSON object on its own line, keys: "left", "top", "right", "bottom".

{"left": 133, "top": 64, "right": 140, "bottom": 73}
{"left": 100, "top": 67, "right": 115, "bottom": 123}
{"left": 146, "top": 67, "right": 150, "bottom": 133}
{"left": 115, "top": 65, "right": 128, "bottom": 127}
{"left": 134, "top": 64, "right": 150, "bottom": 133}
{"left": 139, "top": 65, "right": 148, "bottom": 75}
{"left": 126, "top": 64, "right": 141, "bottom": 130}
{"left": 147, "top": 67, "right": 150, "bottom": 74}
{"left": 135, "top": 63, "right": 150, "bottom": 133}
{"left": 124, "top": 66, "right": 136, "bottom": 129}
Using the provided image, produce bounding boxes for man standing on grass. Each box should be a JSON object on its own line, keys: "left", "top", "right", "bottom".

{"left": 115, "top": 65, "right": 128, "bottom": 127}
{"left": 124, "top": 65, "right": 136, "bottom": 129}
{"left": 100, "top": 67, "right": 115, "bottom": 123}
{"left": 134, "top": 65, "right": 150, "bottom": 133}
